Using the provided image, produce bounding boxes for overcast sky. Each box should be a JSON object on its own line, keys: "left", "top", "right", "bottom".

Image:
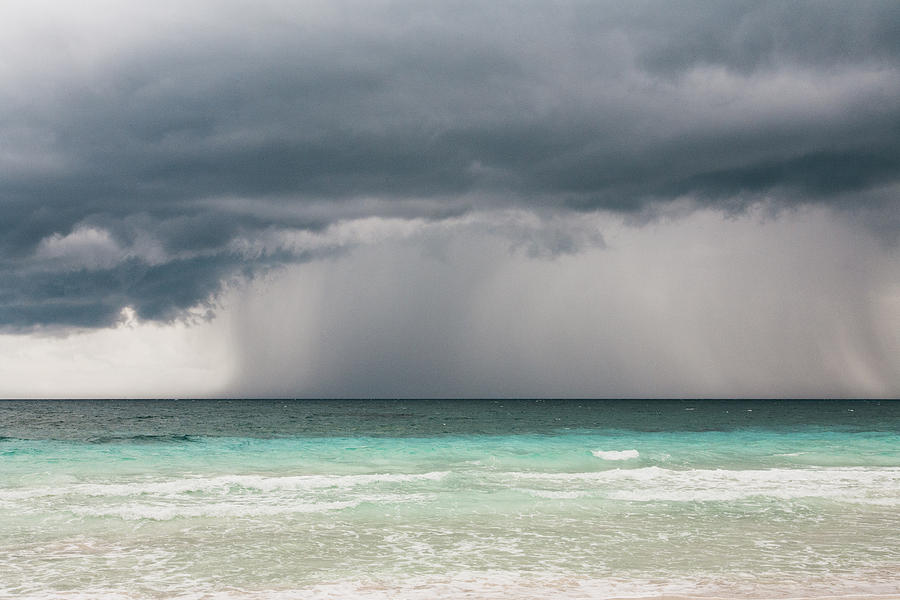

{"left": 1, "top": 0, "right": 898, "bottom": 398}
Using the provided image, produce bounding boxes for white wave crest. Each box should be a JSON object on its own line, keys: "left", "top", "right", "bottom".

{"left": 0, "top": 471, "right": 449, "bottom": 501}
{"left": 591, "top": 449, "right": 639, "bottom": 460}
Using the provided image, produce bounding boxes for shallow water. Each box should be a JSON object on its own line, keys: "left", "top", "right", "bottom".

{"left": 1, "top": 400, "right": 898, "bottom": 599}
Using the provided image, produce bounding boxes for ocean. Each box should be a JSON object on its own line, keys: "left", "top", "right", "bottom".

{"left": 1, "top": 399, "right": 898, "bottom": 599}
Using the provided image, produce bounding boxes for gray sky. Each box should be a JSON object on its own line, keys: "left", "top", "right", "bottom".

{"left": 1, "top": 1, "right": 898, "bottom": 397}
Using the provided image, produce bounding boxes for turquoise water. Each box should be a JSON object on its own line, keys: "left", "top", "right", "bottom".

{"left": 1, "top": 400, "right": 898, "bottom": 599}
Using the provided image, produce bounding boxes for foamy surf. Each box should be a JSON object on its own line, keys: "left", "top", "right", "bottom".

{"left": 7, "top": 572, "right": 900, "bottom": 600}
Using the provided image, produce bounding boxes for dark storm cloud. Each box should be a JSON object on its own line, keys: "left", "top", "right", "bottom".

{"left": 0, "top": 257, "right": 234, "bottom": 328}
{"left": 2, "top": 0, "right": 899, "bottom": 327}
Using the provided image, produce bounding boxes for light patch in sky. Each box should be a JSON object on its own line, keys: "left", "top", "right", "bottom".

{"left": 0, "top": 308, "right": 233, "bottom": 399}
{"left": 35, "top": 226, "right": 123, "bottom": 271}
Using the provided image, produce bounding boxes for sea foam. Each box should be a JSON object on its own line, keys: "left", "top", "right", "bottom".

{"left": 506, "top": 466, "right": 900, "bottom": 505}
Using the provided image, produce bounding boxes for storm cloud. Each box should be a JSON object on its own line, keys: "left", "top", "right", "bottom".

{"left": 1, "top": 0, "right": 899, "bottom": 329}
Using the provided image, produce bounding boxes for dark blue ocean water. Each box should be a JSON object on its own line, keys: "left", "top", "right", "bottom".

{"left": 2, "top": 398, "right": 897, "bottom": 439}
